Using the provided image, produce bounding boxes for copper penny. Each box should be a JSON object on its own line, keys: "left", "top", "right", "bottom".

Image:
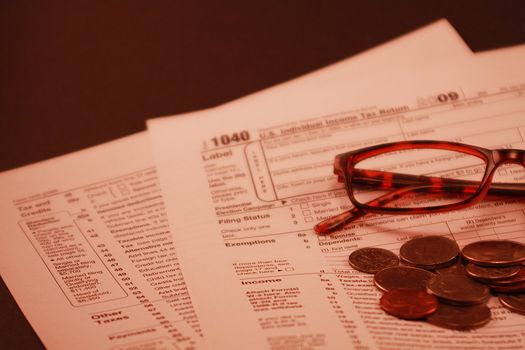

{"left": 461, "top": 240, "right": 525, "bottom": 266}
{"left": 487, "top": 266, "right": 525, "bottom": 286}
{"left": 489, "top": 280, "right": 525, "bottom": 294}
{"left": 374, "top": 266, "right": 435, "bottom": 293}
{"left": 426, "top": 273, "right": 490, "bottom": 305}
{"left": 400, "top": 235, "right": 459, "bottom": 270}
{"left": 348, "top": 247, "right": 399, "bottom": 274}
{"left": 379, "top": 288, "right": 438, "bottom": 319}
{"left": 426, "top": 303, "right": 491, "bottom": 329}
{"left": 466, "top": 263, "right": 521, "bottom": 282}
{"left": 498, "top": 293, "right": 525, "bottom": 314}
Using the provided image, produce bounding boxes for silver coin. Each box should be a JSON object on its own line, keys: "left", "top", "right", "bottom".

{"left": 400, "top": 235, "right": 459, "bottom": 270}
{"left": 466, "top": 263, "right": 521, "bottom": 282}
{"left": 489, "top": 281, "right": 525, "bottom": 294}
{"left": 435, "top": 258, "right": 466, "bottom": 275}
{"left": 426, "top": 303, "right": 491, "bottom": 329}
{"left": 374, "top": 266, "right": 435, "bottom": 293}
{"left": 498, "top": 293, "right": 525, "bottom": 314}
{"left": 461, "top": 240, "right": 525, "bottom": 266}
{"left": 486, "top": 266, "right": 525, "bottom": 286}
{"left": 427, "top": 273, "right": 490, "bottom": 305}
{"left": 348, "top": 247, "right": 399, "bottom": 274}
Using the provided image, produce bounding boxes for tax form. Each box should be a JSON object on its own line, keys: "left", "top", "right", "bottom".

{"left": 148, "top": 48, "right": 525, "bottom": 348}
{"left": 0, "top": 21, "right": 471, "bottom": 350}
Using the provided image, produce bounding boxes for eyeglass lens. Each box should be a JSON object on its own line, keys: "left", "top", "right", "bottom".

{"left": 350, "top": 148, "right": 487, "bottom": 208}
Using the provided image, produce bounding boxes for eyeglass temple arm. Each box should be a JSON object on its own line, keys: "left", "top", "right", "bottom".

{"left": 351, "top": 169, "right": 525, "bottom": 196}
{"left": 314, "top": 186, "right": 418, "bottom": 234}
{"left": 314, "top": 169, "right": 525, "bottom": 234}
{"left": 313, "top": 206, "right": 366, "bottom": 234}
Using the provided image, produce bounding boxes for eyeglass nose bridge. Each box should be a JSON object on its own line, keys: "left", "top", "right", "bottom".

{"left": 491, "top": 149, "right": 525, "bottom": 166}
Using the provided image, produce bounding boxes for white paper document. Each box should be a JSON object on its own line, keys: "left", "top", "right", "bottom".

{"left": 0, "top": 133, "right": 205, "bottom": 350}
{"left": 148, "top": 48, "right": 525, "bottom": 348}
{"left": 0, "top": 21, "right": 471, "bottom": 350}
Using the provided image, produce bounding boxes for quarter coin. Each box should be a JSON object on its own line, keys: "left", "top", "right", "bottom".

{"left": 374, "top": 266, "right": 435, "bottom": 293}
{"left": 465, "top": 263, "right": 521, "bottom": 282}
{"left": 498, "top": 293, "right": 525, "bottom": 314}
{"left": 400, "top": 235, "right": 459, "bottom": 270}
{"left": 426, "top": 273, "right": 490, "bottom": 305}
{"left": 426, "top": 303, "right": 491, "bottom": 329}
{"left": 461, "top": 240, "right": 525, "bottom": 266}
{"left": 379, "top": 288, "right": 438, "bottom": 319}
{"left": 348, "top": 247, "right": 399, "bottom": 274}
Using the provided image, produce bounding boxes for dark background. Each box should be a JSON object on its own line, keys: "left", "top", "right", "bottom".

{"left": 1, "top": 1, "right": 525, "bottom": 348}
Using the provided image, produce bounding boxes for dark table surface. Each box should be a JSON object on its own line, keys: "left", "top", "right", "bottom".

{"left": 1, "top": 1, "right": 525, "bottom": 349}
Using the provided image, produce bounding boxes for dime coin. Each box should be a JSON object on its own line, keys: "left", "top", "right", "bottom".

{"left": 400, "top": 235, "right": 459, "bottom": 270}
{"left": 461, "top": 240, "right": 525, "bottom": 266}
{"left": 379, "top": 288, "right": 438, "bottom": 319}
{"left": 498, "top": 293, "right": 525, "bottom": 314}
{"left": 489, "top": 281, "right": 525, "bottom": 294}
{"left": 426, "top": 303, "right": 491, "bottom": 329}
{"left": 426, "top": 273, "right": 490, "bottom": 305}
{"left": 374, "top": 266, "right": 435, "bottom": 293}
{"left": 487, "top": 266, "right": 525, "bottom": 286}
{"left": 348, "top": 247, "right": 399, "bottom": 274}
{"left": 465, "top": 263, "right": 521, "bottom": 282}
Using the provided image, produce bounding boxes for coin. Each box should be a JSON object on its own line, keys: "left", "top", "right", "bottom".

{"left": 426, "top": 303, "right": 491, "bottom": 329}
{"left": 461, "top": 240, "right": 525, "bottom": 266}
{"left": 498, "top": 293, "right": 525, "bottom": 314}
{"left": 400, "top": 235, "right": 459, "bottom": 270}
{"left": 379, "top": 288, "right": 438, "bottom": 319}
{"left": 489, "top": 281, "right": 525, "bottom": 294}
{"left": 488, "top": 266, "right": 525, "bottom": 286}
{"left": 348, "top": 247, "right": 399, "bottom": 274}
{"left": 465, "top": 263, "right": 521, "bottom": 282}
{"left": 374, "top": 266, "right": 435, "bottom": 293}
{"left": 435, "top": 258, "right": 466, "bottom": 275}
{"left": 426, "top": 273, "right": 490, "bottom": 305}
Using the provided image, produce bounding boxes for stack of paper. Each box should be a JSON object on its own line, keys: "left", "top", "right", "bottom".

{"left": 1, "top": 19, "right": 525, "bottom": 349}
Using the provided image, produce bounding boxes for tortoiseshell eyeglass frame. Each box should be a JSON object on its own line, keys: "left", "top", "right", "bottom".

{"left": 314, "top": 140, "right": 525, "bottom": 234}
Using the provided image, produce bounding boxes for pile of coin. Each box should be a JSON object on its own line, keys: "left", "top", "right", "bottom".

{"left": 348, "top": 236, "right": 525, "bottom": 329}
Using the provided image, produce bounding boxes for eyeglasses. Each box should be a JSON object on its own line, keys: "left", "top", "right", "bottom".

{"left": 314, "top": 140, "right": 525, "bottom": 234}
